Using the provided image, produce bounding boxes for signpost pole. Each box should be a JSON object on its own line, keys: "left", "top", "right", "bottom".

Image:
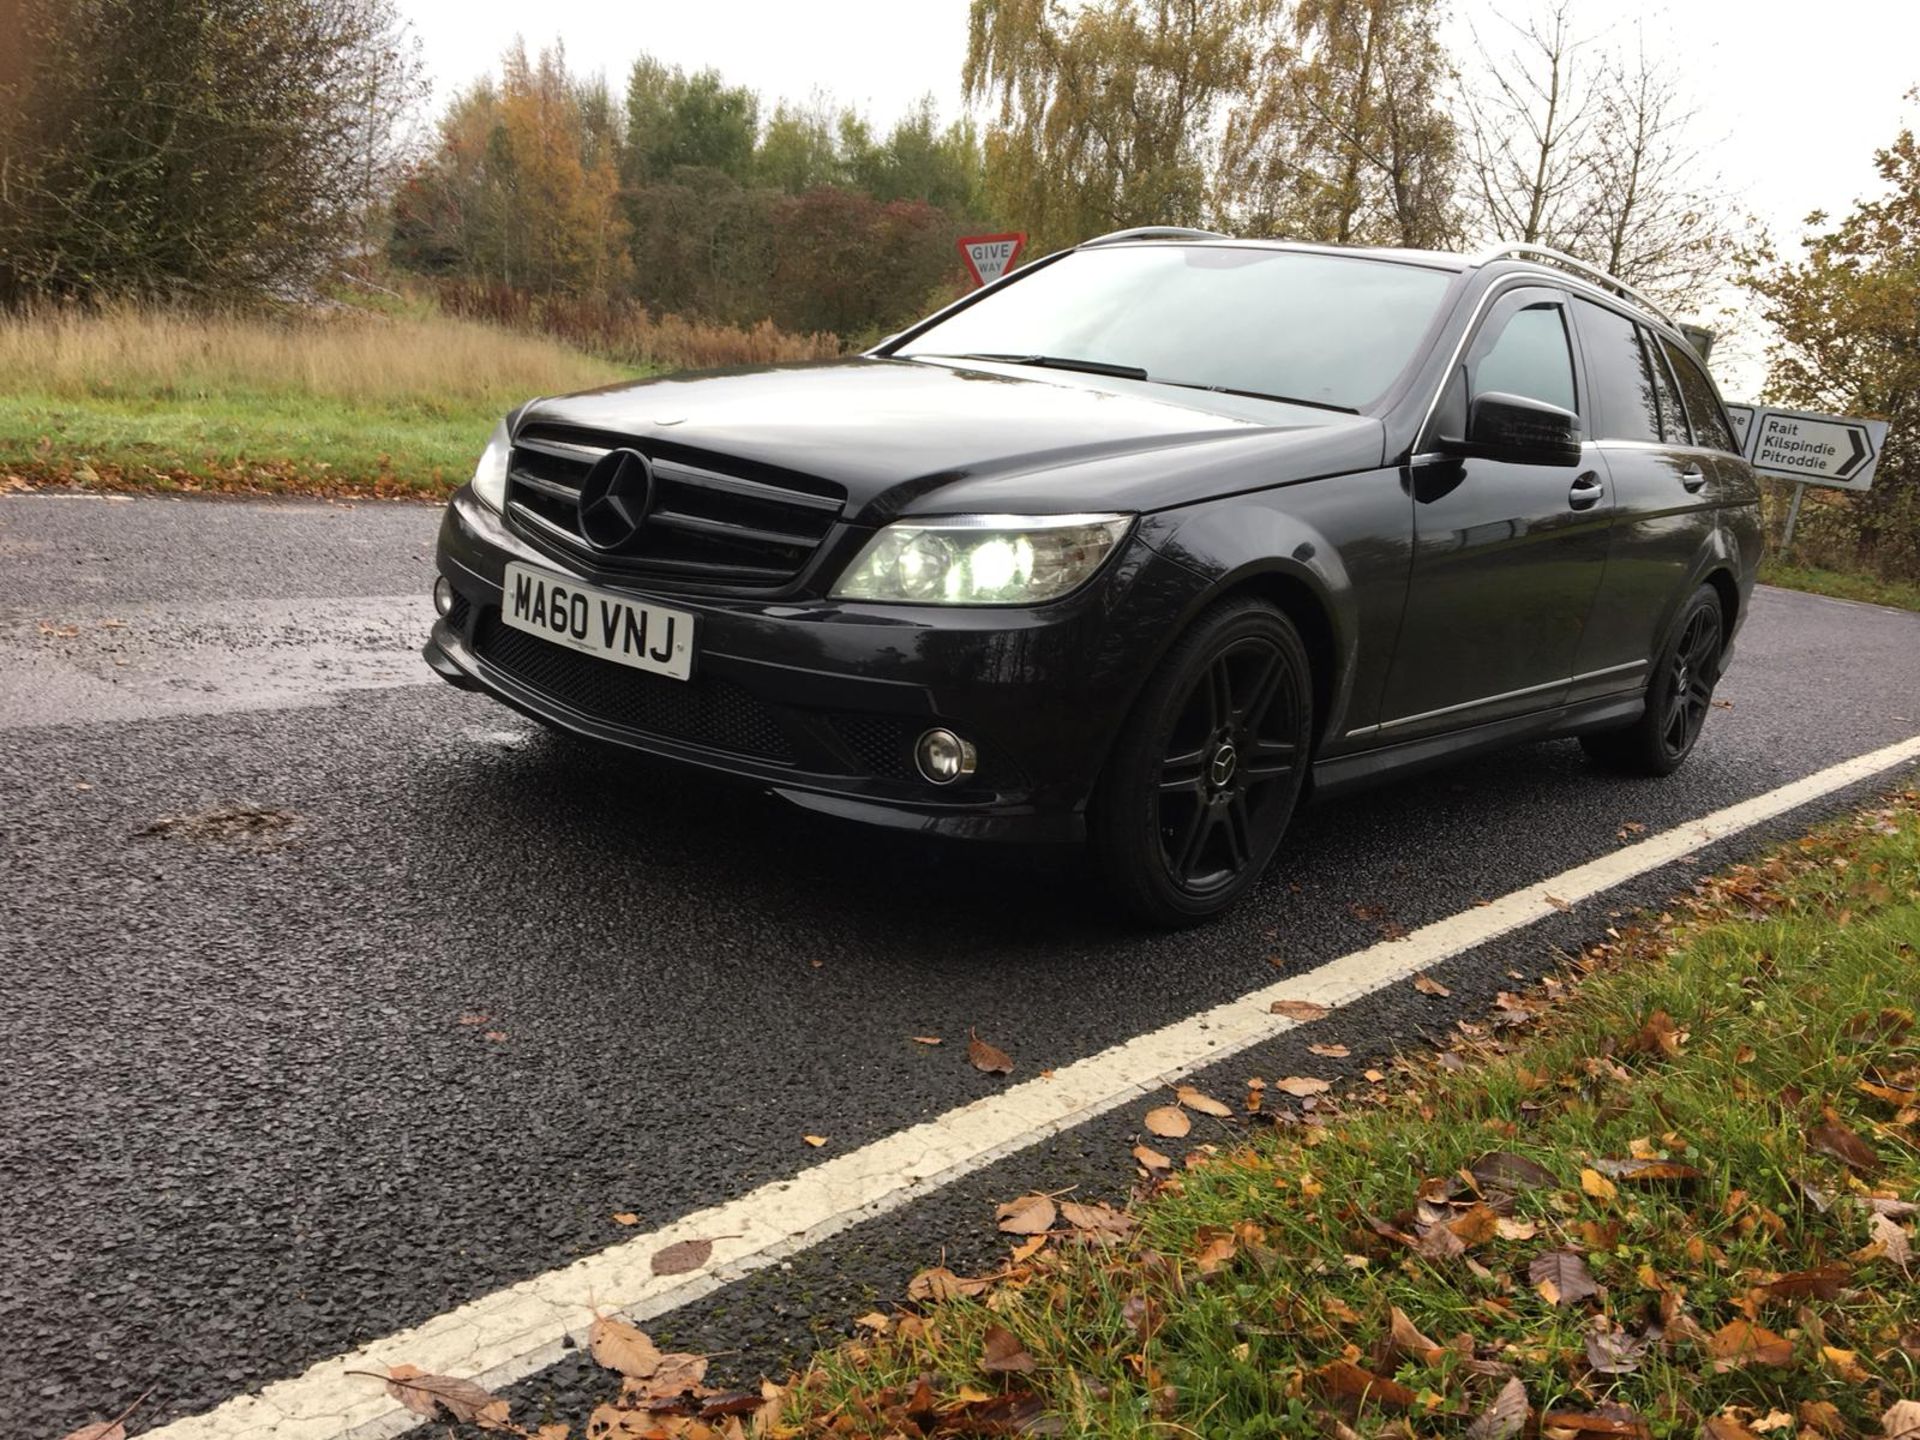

{"left": 1780, "top": 481, "right": 1807, "bottom": 554}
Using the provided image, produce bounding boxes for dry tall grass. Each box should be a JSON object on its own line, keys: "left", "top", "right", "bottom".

{"left": 0, "top": 305, "right": 626, "bottom": 407}
{"left": 435, "top": 283, "right": 846, "bottom": 370}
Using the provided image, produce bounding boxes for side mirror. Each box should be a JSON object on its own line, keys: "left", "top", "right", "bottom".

{"left": 1438, "top": 392, "right": 1583, "bottom": 467}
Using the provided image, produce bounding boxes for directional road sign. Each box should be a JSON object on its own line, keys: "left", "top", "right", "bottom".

{"left": 958, "top": 232, "right": 1026, "bottom": 288}
{"left": 1733, "top": 405, "right": 1887, "bottom": 492}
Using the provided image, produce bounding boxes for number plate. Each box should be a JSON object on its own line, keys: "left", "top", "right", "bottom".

{"left": 500, "top": 562, "right": 695, "bottom": 681}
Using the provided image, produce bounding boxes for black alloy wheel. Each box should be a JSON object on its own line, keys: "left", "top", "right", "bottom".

{"left": 1091, "top": 599, "right": 1314, "bottom": 925}
{"left": 1581, "top": 584, "right": 1725, "bottom": 776}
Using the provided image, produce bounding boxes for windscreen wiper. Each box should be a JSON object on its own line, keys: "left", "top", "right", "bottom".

{"left": 1156, "top": 379, "right": 1359, "bottom": 414}
{"left": 938, "top": 352, "right": 1151, "bottom": 381}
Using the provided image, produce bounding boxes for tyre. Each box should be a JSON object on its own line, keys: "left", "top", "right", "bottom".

{"left": 1580, "top": 584, "right": 1724, "bottom": 777}
{"left": 1089, "top": 598, "right": 1315, "bottom": 926}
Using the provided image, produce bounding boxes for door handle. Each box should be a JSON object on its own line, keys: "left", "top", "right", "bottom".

{"left": 1679, "top": 466, "right": 1708, "bottom": 492}
{"left": 1568, "top": 472, "right": 1605, "bottom": 511}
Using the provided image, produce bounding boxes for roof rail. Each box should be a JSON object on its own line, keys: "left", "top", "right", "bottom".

{"left": 1080, "top": 226, "right": 1231, "bottom": 247}
{"left": 1471, "top": 242, "right": 1681, "bottom": 331}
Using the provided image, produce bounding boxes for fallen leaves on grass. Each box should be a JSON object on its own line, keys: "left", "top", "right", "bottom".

{"left": 1466, "top": 1378, "right": 1530, "bottom": 1440}
{"left": 1809, "top": 1110, "right": 1882, "bottom": 1174}
{"left": 967, "top": 1029, "right": 1015, "bottom": 1075}
{"left": 980, "top": 1324, "right": 1036, "bottom": 1374}
{"left": 1870, "top": 1211, "right": 1913, "bottom": 1266}
{"left": 1705, "top": 1319, "right": 1794, "bottom": 1371}
{"left": 907, "top": 1266, "right": 989, "bottom": 1302}
{"left": 1529, "top": 1250, "right": 1599, "bottom": 1307}
{"left": 1884, "top": 1401, "right": 1920, "bottom": 1440}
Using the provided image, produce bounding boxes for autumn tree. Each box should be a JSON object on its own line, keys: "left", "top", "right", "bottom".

{"left": 1740, "top": 102, "right": 1920, "bottom": 580}
{"left": 963, "top": 0, "right": 1280, "bottom": 252}
{"left": 390, "top": 43, "right": 630, "bottom": 296}
{"left": 1224, "top": 0, "right": 1458, "bottom": 247}
{"left": 0, "top": 0, "right": 424, "bottom": 304}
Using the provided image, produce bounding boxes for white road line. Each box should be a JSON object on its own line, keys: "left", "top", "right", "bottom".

{"left": 150, "top": 733, "right": 1920, "bottom": 1440}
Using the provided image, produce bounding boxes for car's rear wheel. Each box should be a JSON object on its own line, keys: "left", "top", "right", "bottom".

{"left": 1090, "top": 599, "right": 1314, "bottom": 926}
{"left": 1580, "top": 584, "right": 1724, "bottom": 776}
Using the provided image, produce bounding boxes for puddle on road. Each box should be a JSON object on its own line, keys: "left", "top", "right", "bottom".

{"left": 0, "top": 594, "right": 438, "bottom": 728}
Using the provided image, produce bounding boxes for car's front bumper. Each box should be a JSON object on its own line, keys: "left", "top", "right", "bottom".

{"left": 425, "top": 491, "right": 1205, "bottom": 842}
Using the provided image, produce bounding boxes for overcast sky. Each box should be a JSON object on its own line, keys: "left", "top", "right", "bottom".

{"left": 398, "top": 0, "right": 1917, "bottom": 396}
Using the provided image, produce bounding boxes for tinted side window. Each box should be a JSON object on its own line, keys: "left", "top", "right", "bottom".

{"left": 1660, "top": 337, "right": 1739, "bottom": 452}
{"left": 1473, "top": 303, "right": 1576, "bottom": 414}
{"left": 1642, "top": 328, "right": 1687, "bottom": 445}
{"left": 1573, "top": 298, "right": 1659, "bottom": 443}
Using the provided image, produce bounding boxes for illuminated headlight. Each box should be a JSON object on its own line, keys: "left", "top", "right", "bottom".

{"left": 832, "top": 513, "right": 1133, "bottom": 605}
{"left": 469, "top": 419, "right": 511, "bottom": 511}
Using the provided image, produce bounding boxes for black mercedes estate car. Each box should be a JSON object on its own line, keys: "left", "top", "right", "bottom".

{"left": 425, "top": 230, "right": 1761, "bottom": 924}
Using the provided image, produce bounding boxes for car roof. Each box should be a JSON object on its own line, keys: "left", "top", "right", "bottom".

{"left": 1074, "top": 230, "right": 1692, "bottom": 348}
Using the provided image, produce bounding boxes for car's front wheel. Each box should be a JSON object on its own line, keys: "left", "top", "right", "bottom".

{"left": 1090, "top": 598, "right": 1314, "bottom": 926}
{"left": 1580, "top": 583, "right": 1725, "bottom": 776}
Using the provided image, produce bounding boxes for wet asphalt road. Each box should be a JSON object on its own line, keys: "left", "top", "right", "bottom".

{"left": 3, "top": 491, "right": 1919, "bottom": 1437}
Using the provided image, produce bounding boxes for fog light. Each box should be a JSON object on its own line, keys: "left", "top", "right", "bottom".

{"left": 915, "top": 728, "right": 977, "bottom": 785}
{"left": 433, "top": 574, "right": 453, "bottom": 617}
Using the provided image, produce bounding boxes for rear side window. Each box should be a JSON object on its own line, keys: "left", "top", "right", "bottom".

{"left": 1473, "top": 303, "right": 1576, "bottom": 414}
{"left": 1659, "top": 337, "right": 1739, "bottom": 452}
{"left": 1573, "top": 299, "right": 1660, "bottom": 443}
{"left": 1642, "top": 329, "right": 1687, "bottom": 445}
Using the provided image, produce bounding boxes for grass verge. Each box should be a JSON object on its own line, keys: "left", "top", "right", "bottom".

{"left": 765, "top": 792, "right": 1920, "bottom": 1438}
{"left": 1761, "top": 561, "right": 1920, "bottom": 614}
{"left": 0, "top": 307, "right": 634, "bottom": 498}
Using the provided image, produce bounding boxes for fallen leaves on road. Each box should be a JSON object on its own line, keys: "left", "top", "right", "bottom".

{"left": 1272, "top": 1076, "right": 1332, "bottom": 1097}
{"left": 1174, "top": 1084, "right": 1232, "bottom": 1117}
{"left": 1308, "top": 1042, "right": 1350, "bottom": 1057}
{"left": 611, "top": 1211, "right": 638, "bottom": 1227}
{"left": 138, "top": 804, "right": 299, "bottom": 844}
{"left": 911, "top": 1035, "right": 943, "bottom": 1045}
{"left": 1270, "top": 999, "right": 1330, "bottom": 1021}
{"left": 994, "top": 1193, "right": 1057, "bottom": 1235}
{"left": 967, "top": 1028, "right": 1014, "bottom": 1075}
{"left": 589, "top": 1316, "right": 662, "bottom": 1378}
{"left": 650, "top": 1237, "right": 720, "bottom": 1276}
{"left": 1144, "top": 1104, "right": 1191, "bottom": 1137}
{"left": 1413, "top": 973, "right": 1452, "bottom": 997}
{"left": 803, "top": 1134, "right": 827, "bottom": 1148}
{"left": 381, "top": 1365, "right": 512, "bottom": 1430}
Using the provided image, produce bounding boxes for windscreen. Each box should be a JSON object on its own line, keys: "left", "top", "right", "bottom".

{"left": 899, "top": 245, "right": 1456, "bottom": 411}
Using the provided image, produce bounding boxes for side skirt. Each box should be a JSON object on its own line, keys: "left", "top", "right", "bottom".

{"left": 1308, "top": 693, "right": 1645, "bottom": 801}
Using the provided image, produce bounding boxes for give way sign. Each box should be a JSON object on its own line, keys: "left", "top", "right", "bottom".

{"left": 958, "top": 233, "right": 1026, "bottom": 287}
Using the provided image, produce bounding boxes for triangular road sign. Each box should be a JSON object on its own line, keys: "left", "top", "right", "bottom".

{"left": 958, "top": 233, "right": 1027, "bottom": 288}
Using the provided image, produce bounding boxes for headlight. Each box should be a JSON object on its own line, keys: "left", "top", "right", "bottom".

{"left": 469, "top": 419, "right": 511, "bottom": 511}
{"left": 832, "top": 513, "right": 1133, "bottom": 605}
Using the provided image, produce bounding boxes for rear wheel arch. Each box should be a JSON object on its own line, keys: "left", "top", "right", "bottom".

{"left": 1702, "top": 566, "right": 1738, "bottom": 644}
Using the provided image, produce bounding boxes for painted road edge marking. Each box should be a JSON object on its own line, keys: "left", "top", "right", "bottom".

{"left": 149, "top": 731, "right": 1920, "bottom": 1440}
